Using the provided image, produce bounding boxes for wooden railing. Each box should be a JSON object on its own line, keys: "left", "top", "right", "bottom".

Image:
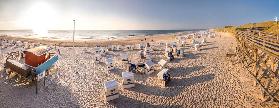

{"left": 233, "top": 30, "right": 279, "bottom": 103}
{"left": 236, "top": 30, "right": 279, "bottom": 57}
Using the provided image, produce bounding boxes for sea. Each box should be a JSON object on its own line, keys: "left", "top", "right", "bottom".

{"left": 0, "top": 30, "right": 202, "bottom": 40}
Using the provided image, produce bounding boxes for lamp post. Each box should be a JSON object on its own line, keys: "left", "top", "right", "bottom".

{"left": 73, "top": 19, "right": 76, "bottom": 47}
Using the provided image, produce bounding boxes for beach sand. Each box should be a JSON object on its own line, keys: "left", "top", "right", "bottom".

{"left": 0, "top": 32, "right": 273, "bottom": 107}
{"left": 0, "top": 34, "right": 176, "bottom": 47}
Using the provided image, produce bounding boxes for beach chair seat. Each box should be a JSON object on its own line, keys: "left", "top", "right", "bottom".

{"left": 128, "top": 63, "right": 137, "bottom": 73}
{"left": 94, "top": 54, "right": 102, "bottom": 63}
{"left": 108, "top": 45, "right": 113, "bottom": 51}
{"left": 120, "top": 53, "right": 129, "bottom": 63}
{"left": 157, "top": 69, "right": 170, "bottom": 87}
{"left": 122, "top": 72, "right": 135, "bottom": 88}
{"left": 4, "top": 59, "right": 30, "bottom": 77}
{"left": 116, "top": 45, "right": 121, "bottom": 51}
{"left": 106, "top": 57, "right": 114, "bottom": 70}
{"left": 145, "top": 60, "right": 155, "bottom": 75}
{"left": 136, "top": 63, "right": 146, "bottom": 74}
{"left": 104, "top": 80, "right": 119, "bottom": 101}
{"left": 124, "top": 45, "right": 133, "bottom": 51}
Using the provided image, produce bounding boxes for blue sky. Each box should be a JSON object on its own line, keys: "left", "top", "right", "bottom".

{"left": 0, "top": 0, "right": 278, "bottom": 30}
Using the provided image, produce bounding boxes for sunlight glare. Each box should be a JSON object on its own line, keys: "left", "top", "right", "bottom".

{"left": 22, "top": 2, "right": 56, "bottom": 36}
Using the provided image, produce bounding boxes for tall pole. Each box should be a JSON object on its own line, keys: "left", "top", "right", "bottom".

{"left": 276, "top": 17, "right": 278, "bottom": 24}
{"left": 73, "top": 19, "right": 76, "bottom": 47}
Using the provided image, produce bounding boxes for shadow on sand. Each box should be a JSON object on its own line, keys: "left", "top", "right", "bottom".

{"left": 109, "top": 94, "right": 182, "bottom": 108}
{"left": 200, "top": 47, "right": 218, "bottom": 51}
{"left": 0, "top": 73, "right": 80, "bottom": 107}
{"left": 170, "top": 65, "right": 205, "bottom": 77}
{"left": 183, "top": 52, "right": 206, "bottom": 59}
{"left": 129, "top": 73, "right": 214, "bottom": 97}
{"left": 128, "top": 64, "right": 214, "bottom": 98}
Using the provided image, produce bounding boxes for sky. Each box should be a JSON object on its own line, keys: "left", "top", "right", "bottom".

{"left": 0, "top": 0, "right": 278, "bottom": 30}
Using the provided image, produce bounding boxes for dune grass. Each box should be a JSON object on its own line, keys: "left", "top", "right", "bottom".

{"left": 216, "top": 21, "right": 279, "bottom": 35}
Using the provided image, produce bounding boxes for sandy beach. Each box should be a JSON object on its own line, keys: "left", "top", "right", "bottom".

{"left": 0, "top": 34, "right": 176, "bottom": 47}
{"left": 0, "top": 32, "right": 272, "bottom": 107}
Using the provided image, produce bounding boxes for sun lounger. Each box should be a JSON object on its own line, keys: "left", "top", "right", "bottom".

{"left": 104, "top": 80, "right": 119, "bottom": 101}
{"left": 122, "top": 72, "right": 135, "bottom": 88}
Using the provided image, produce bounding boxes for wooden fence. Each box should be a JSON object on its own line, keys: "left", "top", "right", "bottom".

{"left": 233, "top": 30, "right": 279, "bottom": 102}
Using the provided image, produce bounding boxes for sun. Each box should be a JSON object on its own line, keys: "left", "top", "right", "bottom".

{"left": 21, "top": 2, "right": 56, "bottom": 36}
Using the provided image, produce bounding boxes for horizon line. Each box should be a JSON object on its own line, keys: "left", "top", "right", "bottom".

{"left": 0, "top": 29, "right": 207, "bottom": 31}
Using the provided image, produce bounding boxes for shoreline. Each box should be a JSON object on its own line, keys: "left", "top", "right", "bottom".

{"left": 0, "top": 34, "right": 176, "bottom": 47}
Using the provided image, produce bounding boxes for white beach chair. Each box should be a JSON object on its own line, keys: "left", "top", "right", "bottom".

{"left": 104, "top": 80, "right": 119, "bottom": 101}
{"left": 115, "top": 45, "right": 121, "bottom": 51}
{"left": 106, "top": 57, "right": 114, "bottom": 70}
{"left": 144, "top": 47, "right": 153, "bottom": 58}
{"left": 95, "top": 46, "right": 102, "bottom": 53}
{"left": 158, "top": 59, "right": 168, "bottom": 69}
{"left": 122, "top": 72, "right": 135, "bottom": 88}
{"left": 94, "top": 54, "right": 102, "bottom": 63}
{"left": 157, "top": 69, "right": 169, "bottom": 80}
{"left": 201, "top": 38, "right": 206, "bottom": 44}
{"left": 194, "top": 44, "right": 200, "bottom": 51}
{"left": 139, "top": 50, "right": 145, "bottom": 60}
{"left": 145, "top": 60, "right": 155, "bottom": 75}
{"left": 157, "top": 69, "right": 170, "bottom": 87}
{"left": 108, "top": 45, "right": 113, "bottom": 51}
{"left": 120, "top": 53, "right": 129, "bottom": 63}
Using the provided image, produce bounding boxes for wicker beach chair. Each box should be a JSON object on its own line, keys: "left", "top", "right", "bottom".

{"left": 157, "top": 69, "right": 170, "bottom": 87}
{"left": 121, "top": 72, "right": 135, "bottom": 88}
{"left": 145, "top": 60, "right": 155, "bottom": 75}
{"left": 104, "top": 80, "right": 119, "bottom": 101}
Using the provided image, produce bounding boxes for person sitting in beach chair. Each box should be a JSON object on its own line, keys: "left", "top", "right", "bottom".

{"left": 136, "top": 63, "right": 146, "bottom": 74}
{"left": 157, "top": 69, "right": 171, "bottom": 87}
{"left": 167, "top": 52, "right": 174, "bottom": 61}
{"left": 128, "top": 63, "right": 137, "bottom": 73}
